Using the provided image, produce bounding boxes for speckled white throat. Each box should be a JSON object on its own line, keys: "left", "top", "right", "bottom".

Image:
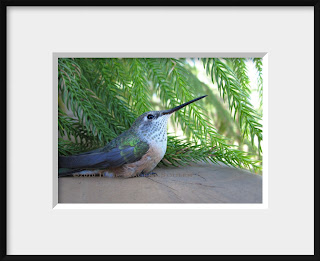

{"left": 138, "top": 114, "right": 170, "bottom": 159}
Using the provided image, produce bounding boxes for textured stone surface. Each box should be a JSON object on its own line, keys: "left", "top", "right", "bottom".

{"left": 58, "top": 163, "right": 262, "bottom": 203}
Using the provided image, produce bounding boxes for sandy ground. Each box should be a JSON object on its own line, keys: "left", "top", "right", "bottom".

{"left": 58, "top": 163, "right": 262, "bottom": 203}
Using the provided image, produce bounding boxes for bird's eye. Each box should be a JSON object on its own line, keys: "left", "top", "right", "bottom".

{"left": 147, "top": 114, "right": 154, "bottom": 120}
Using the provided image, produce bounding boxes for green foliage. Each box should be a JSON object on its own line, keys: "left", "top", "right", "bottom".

{"left": 254, "top": 58, "right": 264, "bottom": 111}
{"left": 201, "top": 58, "right": 263, "bottom": 152}
{"left": 58, "top": 57, "right": 263, "bottom": 173}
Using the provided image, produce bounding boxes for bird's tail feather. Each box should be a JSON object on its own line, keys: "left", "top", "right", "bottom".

{"left": 58, "top": 153, "right": 111, "bottom": 169}
{"left": 58, "top": 168, "right": 81, "bottom": 177}
{"left": 58, "top": 168, "right": 103, "bottom": 177}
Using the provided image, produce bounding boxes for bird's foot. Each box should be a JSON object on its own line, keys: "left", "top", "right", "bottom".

{"left": 72, "top": 170, "right": 100, "bottom": 177}
{"left": 102, "top": 171, "right": 115, "bottom": 178}
{"left": 139, "top": 171, "right": 158, "bottom": 177}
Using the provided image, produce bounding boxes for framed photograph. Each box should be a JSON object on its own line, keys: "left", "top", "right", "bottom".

{"left": 55, "top": 54, "right": 265, "bottom": 205}
{"left": 4, "top": 2, "right": 318, "bottom": 258}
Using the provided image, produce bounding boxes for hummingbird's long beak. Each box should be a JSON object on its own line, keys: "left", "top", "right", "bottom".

{"left": 162, "top": 95, "right": 208, "bottom": 115}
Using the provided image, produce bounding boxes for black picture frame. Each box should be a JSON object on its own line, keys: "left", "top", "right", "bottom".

{"left": 1, "top": 1, "right": 318, "bottom": 260}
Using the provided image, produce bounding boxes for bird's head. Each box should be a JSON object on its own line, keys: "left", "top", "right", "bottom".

{"left": 131, "top": 95, "right": 207, "bottom": 140}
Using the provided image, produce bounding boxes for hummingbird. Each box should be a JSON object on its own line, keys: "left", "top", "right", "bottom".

{"left": 59, "top": 95, "right": 207, "bottom": 178}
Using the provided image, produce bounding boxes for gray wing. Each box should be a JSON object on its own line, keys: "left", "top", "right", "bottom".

{"left": 58, "top": 140, "right": 149, "bottom": 169}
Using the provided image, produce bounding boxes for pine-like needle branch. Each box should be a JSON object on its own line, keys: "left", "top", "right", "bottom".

{"left": 201, "top": 58, "right": 263, "bottom": 152}
{"left": 254, "top": 58, "right": 263, "bottom": 111}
